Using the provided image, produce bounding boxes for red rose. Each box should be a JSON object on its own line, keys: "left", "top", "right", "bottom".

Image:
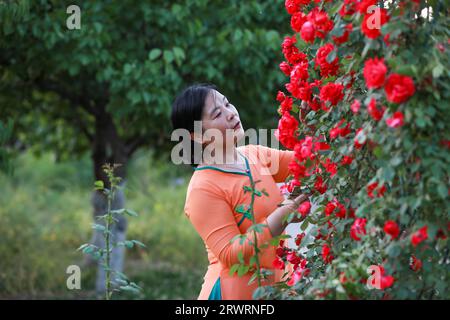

{"left": 325, "top": 199, "right": 346, "bottom": 218}
{"left": 287, "top": 260, "right": 309, "bottom": 286}
{"left": 314, "top": 176, "right": 327, "bottom": 194}
{"left": 323, "top": 158, "right": 338, "bottom": 178}
{"left": 332, "top": 23, "right": 353, "bottom": 45}
{"left": 315, "top": 43, "right": 339, "bottom": 77}
{"left": 282, "top": 36, "right": 307, "bottom": 65}
{"left": 280, "top": 96, "right": 293, "bottom": 113}
{"left": 410, "top": 255, "right": 422, "bottom": 272}
{"left": 279, "top": 61, "right": 292, "bottom": 76}
{"left": 291, "top": 11, "right": 308, "bottom": 32}
{"left": 363, "top": 57, "right": 388, "bottom": 89}
{"left": 351, "top": 99, "right": 361, "bottom": 113}
{"left": 275, "top": 111, "right": 299, "bottom": 150}
{"left": 358, "top": 0, "right": 377, "bottom": 14}
{"left": 285, "top": 0, "right": 310, "bottom": 15}
{"left": 295, "top": 232, "right": 306, "bottom": 246}
{"left": 322, "top": 243, "right": 334, "bottom": 264}
{"left": 340, "top": 0, "right": 358, "bottom": 16}
{"left": 276, "top": 91, "right": 286, "bottom": 102}
{"left": 411, "top": 226, "right": 428, "bottom": 247}
{"left": 298, "top": 201, "right": 312, "bottom": 217}
{"left": 367, "top": 98, "right": 385, "bottom": 121}
{"left": 286, "top": 80, "right": 312, "bottom": 102}
{"left": 290, "top": 61, "right": 309, "bottom": 82}
{"left": 361, "top": 8, "right": 389, "bottom": 39}
{"left": 341, "top": 155, "right": 353, "bottom": 165}
{"left": 383, "top": 220, "right": 400, "bottom": 239}
{"left": 287, "top": 251, "right": 301, "bottom": 265}
{"left": 350, "top": 218, "right": 367, "bottom": 241}
{"left": 273, "top": 257, "right": 285, "bottom": 270}
{"left": 288, "top": 160, "right": 307, "bottom": 180}
{"left": 367, "top": 182, "right": 386, "bottom": 198}
{"left": 307, "top": 8, "right": 333, "bottom": 39}
{"left": 300, "top": 21, "right": 316, "bottom": 43}
{"left": 386, "top": 111, "right": 404, "bottom": 128}
{"left": 384, "top": 73, "right": 416, "bottom": 103}
{"left": 320, "top": 83, "right": 344, "bottom": 106}
{"left": 380, "top": 275, "right": 394, "bottom": 290}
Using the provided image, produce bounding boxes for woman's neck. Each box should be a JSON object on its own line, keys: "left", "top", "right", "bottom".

{"left": 198, "top": 144, "right": 245, "bottom": 166}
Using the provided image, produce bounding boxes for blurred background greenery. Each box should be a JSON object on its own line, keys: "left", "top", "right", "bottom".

{"left": 0, "top": 0, "right": 291, "bottom": 299}
{"left": 0, "top": 149, "right": 207, "bottom": 299}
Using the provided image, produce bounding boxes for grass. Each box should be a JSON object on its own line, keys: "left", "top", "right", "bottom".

{"left": 0, "top": 149, "right": 208, "bottom": 299}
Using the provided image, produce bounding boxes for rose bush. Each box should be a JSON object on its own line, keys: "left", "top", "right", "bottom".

{"left": 257, "top": 0, "right": 449, "bottom": 299}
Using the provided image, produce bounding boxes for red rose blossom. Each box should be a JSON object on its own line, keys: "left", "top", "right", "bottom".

{"left": 315, "top": 43, "right": 339, "bottom": 77}
{"left": 361, "top": 8, "right": 389, "bottom": 39}
{"left": 384, "top": 220, "right": 400, "bottom": 239}
{"left": 350, "top": 218, "right": 367, "bottom": 241}
{"left": 410, "top": 255, "right": 422, "bottom": 272}
{"left": 322, "top": 243, "right": 334, "bottom": 264}
{"left": 363, "top": 57, "right": 388, "bottom": 89}
{"left": 367, "top": 182, "right": 386, "bottom": 198}
{"left": 411, "top": 226, "right": 428, "bottom": 247}
{"left": 298, "top": 201, "right": 312, "bottom": 217}
{"left": 320, "top": 83, "right": 344, "bottom": 106}
{"left": 386, "top": 111, "right": 404, "bottom": 128}
{"left": 384, "top": 73, "right": 416, "bottom": 104}
{"left": 275, "top": 111, "right": 299, "bottom": 150}
{"left": 367, "top": 98, "right": 386, "bottom": 121}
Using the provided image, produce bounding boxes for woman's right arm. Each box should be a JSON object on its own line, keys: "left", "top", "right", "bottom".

{"left": 185, "top": 187, "right": 309, "bottom": 268}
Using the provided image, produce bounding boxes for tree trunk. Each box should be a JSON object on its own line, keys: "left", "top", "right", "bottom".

{"left": 89, "top": 109, "right": 129, "bottom": 294}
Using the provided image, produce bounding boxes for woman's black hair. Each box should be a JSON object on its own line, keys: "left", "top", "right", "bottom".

{"left": 171, "top": 83, "right": 218, "bottom": 167}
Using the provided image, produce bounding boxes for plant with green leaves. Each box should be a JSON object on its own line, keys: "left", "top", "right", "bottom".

{"left": 78, "top": 163, "right": 145, "bottom": 299}
{"left": 229, "top": 177, "right": 295, "bottom": 292}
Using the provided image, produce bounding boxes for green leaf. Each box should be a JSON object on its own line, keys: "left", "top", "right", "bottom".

{"left": 237, "top": 251, "right": 244, "bottom": 264}
{"left": 119, "top": 285, "right": 140, "bottom": 294}
{"left": 163, "top": 50, "right": 174, "bottom": 64}
{"left": 94, "top": 180, "right": 104, "bottom": 190}
{"left": 131, "top": 240, "right": 146, "bottom": 248}
{"left": 301, "top": 220, "right": 309, "bottom": 231}
{"left": 92, "top": 223, "right": 106, "bottom": 232}
{"left": 432, "top": 64, "right": 444, "bottom": 78}
{"left": 149, "top": 48, "right": 162, "bottom": 61}
{"left": 437, "top": 183, "right": 448, "bottom": 199}
{"left": 124, "top": 240, "right": 134, "bottom": 249}
{"left": 229, "top": 264, "right": 240, "bottom": 276}
{"left": 326, "top": 48, "right": 337, "bottom": 63}
{"left": 248, "top": 272, "right": 258, "bottom": 285}
{"left": 237, "top": 264, "right": 249, "bottom": 277}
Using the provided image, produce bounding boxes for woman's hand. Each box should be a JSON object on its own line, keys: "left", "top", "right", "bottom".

{"left": 267, "top": 192, "right": 312, "bottom": 237}
{"left": 281, "top": 193, "right": 310, "bottom": 223}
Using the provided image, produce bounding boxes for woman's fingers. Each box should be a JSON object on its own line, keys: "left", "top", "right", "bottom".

{"left": 282, "top": 193, "right": 311, "bottom": 211}
{"left": 293, "top": 192, "right": 312, "bottom": 206}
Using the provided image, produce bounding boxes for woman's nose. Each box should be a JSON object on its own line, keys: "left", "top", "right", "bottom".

{"left": 226, "top": 108, "right": 237, "bottom": 121}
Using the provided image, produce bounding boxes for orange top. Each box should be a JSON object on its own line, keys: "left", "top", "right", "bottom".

{"left": 184, "top": 144, "right": 295, "bottom": 300}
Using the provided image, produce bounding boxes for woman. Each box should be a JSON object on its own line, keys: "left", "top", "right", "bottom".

{"left": 171, "top": 84, "right": 308, "bottom": 300}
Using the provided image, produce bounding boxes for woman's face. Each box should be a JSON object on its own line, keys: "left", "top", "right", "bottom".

{"left": 195, "top": 89, "right": 245, "bottom": 147}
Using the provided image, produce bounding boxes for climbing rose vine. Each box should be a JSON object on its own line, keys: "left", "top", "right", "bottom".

{"left": 257, "top": 0, "right": 449, "bottom": 299}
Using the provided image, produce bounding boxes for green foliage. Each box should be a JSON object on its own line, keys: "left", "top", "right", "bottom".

{"left": 0, "top": 0, "right": 290, "bottom": 161}
{"left": 77, "top": 163, "right": 144, "bottom": 299}
{"left": 0, "top": 119, "right": 14, "bottom": 174}
{"left": 256, "top": 1, "right": 450, "bottom": 300}
{"left": 0, "top": 150, "right": 205, "bottom": 298}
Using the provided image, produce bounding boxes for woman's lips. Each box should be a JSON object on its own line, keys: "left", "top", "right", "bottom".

{"left": 233, "top": 122, "right": 241, "bottom": 130}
